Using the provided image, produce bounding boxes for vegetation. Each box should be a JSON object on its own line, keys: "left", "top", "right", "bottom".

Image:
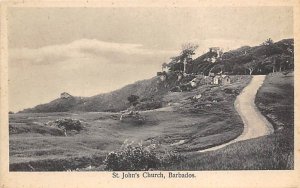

{"left": 9, "top": 38, "right": 294, "bottom": 171}
{"left": 127, "top": 95, "right": 140, "bottom": 106}
{"left": 103, "top": 141, "right": 184, "bottom": 171}
{"left": 9, "top": 75, "right": 251, "bottom": 171}
{"left": 165, "top": 43, "right": 198, "bottom": 73}
{"left": 46, "top": 118, "right": 84, "bottom": 135}
{"left": 19, "top": 38, "right": 293, "bottom": 113}
{"left": 166, "top": 72, "right": 293, "bottom": 170}
{"left": 183, "top": 38, "right": 294, "bottom": 75}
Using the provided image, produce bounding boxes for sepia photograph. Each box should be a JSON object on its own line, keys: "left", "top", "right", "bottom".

{"left": 6, "top": 5, "right": 295, "bottom": 173}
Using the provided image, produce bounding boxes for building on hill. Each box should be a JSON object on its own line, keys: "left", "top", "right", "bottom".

{"left": 60, "top": 92, "right": 72, "bottom": 99}
{"left": 213, "top": 75, "right": 221, "bottom": 85}
{"left": 212, "top": 75, "right": 231, "bottom": 85}
{"left": 221, "top": 75, "right": 231, "bottom": 85}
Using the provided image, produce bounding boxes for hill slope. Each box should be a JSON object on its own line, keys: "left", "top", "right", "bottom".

{"left": 20, "top": 77, "right": 172, "bottom": 113}
{"left": 20, "top": 38, "right": 294, "bottom": 113}
{"left": 187, "top": 38, "right": 294, "bottom": 75}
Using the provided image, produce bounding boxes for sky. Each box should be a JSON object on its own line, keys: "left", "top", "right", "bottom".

{"left": 8, "top": 7, "right": 293, "bottom": 112}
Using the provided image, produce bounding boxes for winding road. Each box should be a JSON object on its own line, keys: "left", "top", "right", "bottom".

{"left": 198, "top": 75, "right": 274, "bottom": 152}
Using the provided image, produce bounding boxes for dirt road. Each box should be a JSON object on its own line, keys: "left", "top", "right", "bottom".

{"left": 199, "top": 75, "right": 274, "bottom": 152}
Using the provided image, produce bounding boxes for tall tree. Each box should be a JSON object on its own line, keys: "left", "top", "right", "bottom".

{"left": 244, "top": 60, "right": 258, "bottom": 75}
{"left": 180, "top": 43, "right": 199, "bottom": 73}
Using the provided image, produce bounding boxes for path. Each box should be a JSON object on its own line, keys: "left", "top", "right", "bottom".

{"left": 198, "top": 75, "right": 274, "bottom": 152}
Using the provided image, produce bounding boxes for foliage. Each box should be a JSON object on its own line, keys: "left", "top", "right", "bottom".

{"left": 165, "top": 43, "right": 198, "bottom": 73}
{"left": 46, "top": 118, "right": 83, "bottom": 132}
{"left": 181, "top": 43, "right": 199, "bottom": 59}
{"left": 133, "top": 100, "right": 162, "bottom": 111}
{"left": 120, "top": 111, "right": 146, "bottom": 125}
{"left": 167, "top": 72, "right": 294, "bottom": 170}
{"left": 127, "top": 95, "right": 140, "bottom": 106}
{"left": 103, "top": 141, "right": 184, "bottom": 171}
{"left": 20, "top": 39, "right": 294, "bottom": 114}
{"left": 188, "top": 38, "right": 293, "bottom": 75}
{"left": 261, "top": 38, "right": 274, "bottom": 46}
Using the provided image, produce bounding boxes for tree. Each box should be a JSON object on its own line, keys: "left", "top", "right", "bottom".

{"left": 278, "top": 55, "right": 293, "bottom": 72}
{"left": 127, "top": 95, "right": 139, "bottom": 106}
{"left": 261, "top": 38, "right": 274, "bottom": 46}
{"left": 161, "top": 62, "right": 168, "bottom": 71}
{"left": 224, "top": 61, "right": 234, "bottom": 73}
{"left": 180, "top": 43, "right": 199, "bottom": 73}
{"left": 181, "top": 43, "right": 199, "bottom": 58}
{"left": 232, "top": 64, "right": 244, "bottom": 75}
{"left": 166, "top": 43, "right": 198, "bottom": 73}
{"left": 244, "top": 60, "right": 258, "bottom": 75}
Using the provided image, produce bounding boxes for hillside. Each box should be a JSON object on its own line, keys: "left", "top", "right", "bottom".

{"left": 166, "top": 72, "right": 294, "bottom": 170}
{"left": 19, "top": 38, "right": 293, "bottom": 113}
{"left": 187, "top": 38, "right": 294, "bottom": 75}
{"left": 20, "top": 77, "right": 174, "bottom": 113}
{"left": 10, "top": 75, "right": 252, "bottom": 171}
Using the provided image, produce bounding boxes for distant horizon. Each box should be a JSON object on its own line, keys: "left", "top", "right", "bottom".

{"left": 8, "top": 7, "right": 293, "bottom": 112}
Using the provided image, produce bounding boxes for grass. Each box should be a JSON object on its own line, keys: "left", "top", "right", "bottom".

{"left": 9, "top": 75, "right": 252, "bottom": 171}
{"left": 166, "top": 72, "right": 294, "bottom": 170}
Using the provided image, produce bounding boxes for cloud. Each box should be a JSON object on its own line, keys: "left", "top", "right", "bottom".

{"left": 9, "top": 39, "right": 177, "bottom": 66}
{"left": 9, "top": 38, "right": 261, "bottom": 68}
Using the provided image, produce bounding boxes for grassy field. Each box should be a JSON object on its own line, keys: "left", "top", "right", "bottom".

{"left": 9, "top": 75, "right": 251, "bottom": 171}
{"left": 166, "top": 72, "right": 294, "bottom": 170}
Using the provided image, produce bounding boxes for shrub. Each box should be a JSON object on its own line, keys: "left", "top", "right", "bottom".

{"left": 134, "top": 101, "right": 162, "bottom": 111}
{"left": 120, "top": 111, "right": 146, "bottom": 125}
{"left": 160, "top": 150, "right": 185, "bottom": 167}
{"left": 127, "top": 95, "right": 140, "bottom": 106}
{"left": 46, "top": 118, "right": 84, "bottom": 135}
{"left": 103, "top": 141, "right": 184, "bottom": 171}
{"left": 103, "top": 142, "right": 160, "bottom": 171}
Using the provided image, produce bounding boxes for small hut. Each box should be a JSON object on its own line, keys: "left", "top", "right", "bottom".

{"left": 221, "top": 75, "right": 231, "bottom": 85}
{"left": 213, "top": 75, "right": 221, "bottom": 85}
{"left": 212, "top": 75, "right": 231, "bottom": 85}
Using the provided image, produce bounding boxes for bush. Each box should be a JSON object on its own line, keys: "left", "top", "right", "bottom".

{"left": 120, "top": 111, "right": 146, "bottom": 125}
{"left": 46, "top": 118, "right": 84, "bottom": 135}
{"left": 103, "top": 141, "right": 184, "bottom": 171}
{"left": 127, "top": 95, "right": 140, "bottom": 106}
{"left": 134, "top": 101, "right": 162, "bottom": 111}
